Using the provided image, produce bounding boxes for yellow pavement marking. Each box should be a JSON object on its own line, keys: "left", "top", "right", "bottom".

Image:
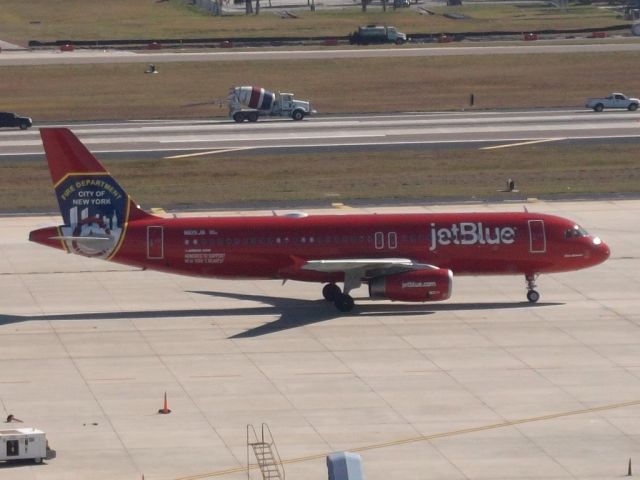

{"left": 165, "top": 147, "right": 252, "bottom": 159}
{"left": 331, "top": 202, "right": 354, "bottom": 209}
{"left": 173, "top": 398, "right": 640, "bottom": 480}
{"left": 480, "top": 137, "right": 566, "bottom": 150}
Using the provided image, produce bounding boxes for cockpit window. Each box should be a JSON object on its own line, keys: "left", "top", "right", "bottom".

{"left": 565, "top": 225, "right": 589, "bottom": 239}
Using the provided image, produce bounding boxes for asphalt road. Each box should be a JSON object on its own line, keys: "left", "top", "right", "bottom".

{"left": 2, "top": 42, "right": 640, "bottom": 66}
{"left": 1, "top": 109, "right": 639, "bottom": 160}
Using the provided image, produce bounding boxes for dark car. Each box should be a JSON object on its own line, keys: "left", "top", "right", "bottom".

{"left": 0, "top": 112, "right": 33, "bottom": 130}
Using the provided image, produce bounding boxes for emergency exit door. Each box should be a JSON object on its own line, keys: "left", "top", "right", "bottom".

{"left": 528, "top": 220, "right": 546, "bottom": 253}
{"left": 147, "top": 226, "right": 164, "bottom": 259}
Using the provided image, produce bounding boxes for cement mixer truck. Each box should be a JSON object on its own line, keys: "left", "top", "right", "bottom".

{"left": 225, "top": 86, "right": 315, "bottom": 122}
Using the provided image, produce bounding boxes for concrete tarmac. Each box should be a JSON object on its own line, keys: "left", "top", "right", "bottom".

{"left": 0, "top": 199, "right": 639, "bottom": 480}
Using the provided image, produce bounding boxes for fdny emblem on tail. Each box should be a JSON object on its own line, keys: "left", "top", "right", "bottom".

{"left": 55, "top": 174, "right": 128, "bottom": 258}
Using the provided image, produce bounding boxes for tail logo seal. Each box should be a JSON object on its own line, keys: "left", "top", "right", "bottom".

{"left": 55, "top": 174, "right": 128, "bottom": 258}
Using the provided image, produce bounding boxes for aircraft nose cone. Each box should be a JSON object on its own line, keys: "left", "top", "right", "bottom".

{"left": 592, "top": 237, "right": 610, "bottom": 264}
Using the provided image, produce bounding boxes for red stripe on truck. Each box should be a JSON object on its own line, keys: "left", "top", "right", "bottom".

{"left": 249, "top": 87, "right": 262, "bottom": 109}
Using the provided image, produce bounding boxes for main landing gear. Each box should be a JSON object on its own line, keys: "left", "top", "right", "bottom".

{"left": 525, "top": 274, "right": 540, "bottom": 303}
{"left": 322, "top": 283, "right": 355, "bottom": 312}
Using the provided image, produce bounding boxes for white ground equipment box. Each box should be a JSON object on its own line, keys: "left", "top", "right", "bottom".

{"left": 0, "top": 428, "right": 47, "bottom": 463}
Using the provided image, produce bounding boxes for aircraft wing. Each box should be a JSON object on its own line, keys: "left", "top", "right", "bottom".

{"left": 302, "top": 258, "right": 438, "bottom": 278}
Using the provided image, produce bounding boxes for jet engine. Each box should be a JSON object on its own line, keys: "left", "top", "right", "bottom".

{"left": 368, "top": 268, "right": 453, "bottom": 302}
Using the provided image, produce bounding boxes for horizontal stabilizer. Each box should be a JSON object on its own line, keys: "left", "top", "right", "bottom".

{"left": 49, "top": 236, "right": 111, "bottom": 242}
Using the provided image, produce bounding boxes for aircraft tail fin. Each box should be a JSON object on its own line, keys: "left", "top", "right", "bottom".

{"left": 40, "top": 128, "right": 154, "bottom": 224}
{"left": 32, "top": 128, "right": 156, "bottom": 258}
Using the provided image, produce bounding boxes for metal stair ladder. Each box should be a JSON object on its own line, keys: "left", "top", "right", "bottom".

{"left": 247, "top": 424, "right": 285, "bottom": 480}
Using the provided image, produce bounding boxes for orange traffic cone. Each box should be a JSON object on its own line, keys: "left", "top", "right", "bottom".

{"left": 158, "top": 392, "right": 171, "bottom": 414}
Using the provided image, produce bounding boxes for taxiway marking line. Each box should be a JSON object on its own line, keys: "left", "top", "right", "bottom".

{"left": 165, "top": 147, "right": 253, "bottom": 159}
{"left": 480, "top": 137, "right": 566, "bottom": 150}
{"left": 172, "top": 398, "right": 640, "bottom": 480}
{"left": 88, "top": 377, "right": 136, "bottom": 382}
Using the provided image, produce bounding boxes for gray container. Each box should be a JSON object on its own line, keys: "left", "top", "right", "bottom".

{"left": 327, "top": 451, "right": 365, "bottom": 480}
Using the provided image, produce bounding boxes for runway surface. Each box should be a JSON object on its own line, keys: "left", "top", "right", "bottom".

{"left": 2, "top": 109, "right": 639, "bottom": 159}
{"left": 2, "top": 42, "right": 640, "bottom": 66}
{"left": 0, "top": 199, "right": 638, "bottom": 480}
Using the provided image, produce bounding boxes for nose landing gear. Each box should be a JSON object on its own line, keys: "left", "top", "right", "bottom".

{"left": 526, "top": 274, "right": 540, "bottom": 303}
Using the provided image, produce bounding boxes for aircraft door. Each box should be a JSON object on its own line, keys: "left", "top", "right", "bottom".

{"left": 528, "top": 220, "right": 546, "bottom": 253}
{"left": 147, "top": 226, "right": 164, "bottom": 259}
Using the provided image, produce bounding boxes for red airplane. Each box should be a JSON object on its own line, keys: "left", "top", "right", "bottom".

{"left": 30, "top": 128, "right": 610, "bottom": 312}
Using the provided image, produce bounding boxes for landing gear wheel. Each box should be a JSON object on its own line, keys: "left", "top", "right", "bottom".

{"left": 322, "top": 283, "right": 341, "bottom": 301}
{"left": 525, "top": 273, "right": 539, "bottom": 303}
{"left": 334, "top": 293, "right": 355, "bottom": 312}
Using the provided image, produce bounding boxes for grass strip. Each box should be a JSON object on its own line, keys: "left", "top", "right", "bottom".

{"left": 2, "top": 143, "right": 639, "bottom": 213}
{"left": 1, "top": 0, "right": 625, "bottom": 45}
{"left": 2, "top": 52, "right": 640, "bottom": 120}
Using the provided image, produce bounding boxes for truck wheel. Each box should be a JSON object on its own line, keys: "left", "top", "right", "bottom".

{"left": 292, "top": 110, "right": 304, "bottom": 121}
{"left": 395, "top": 38, "right": 405, "bottom": 45}
{"left": 594, "top": 103, "right": 604, "bottom": 112}
{"left": 247, "top": 112, "right": 259, "bottom": 122}
{"left": 629, "top": 103, "right": 638, "bottom": 111}
{"left": 19, "top": 122, "right": 29, "bottom": 130}
{"left": 233, "top": 112, "right": 245, "bottom": 123}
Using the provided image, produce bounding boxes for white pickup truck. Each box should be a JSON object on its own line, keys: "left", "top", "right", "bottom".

{"left": 586, "top": 93, "right": 639, "bottom": 112}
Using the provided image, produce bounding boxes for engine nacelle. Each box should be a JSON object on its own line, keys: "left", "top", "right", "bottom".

{"left": 368, "top": 269, "right": 453, "bottom": 302}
